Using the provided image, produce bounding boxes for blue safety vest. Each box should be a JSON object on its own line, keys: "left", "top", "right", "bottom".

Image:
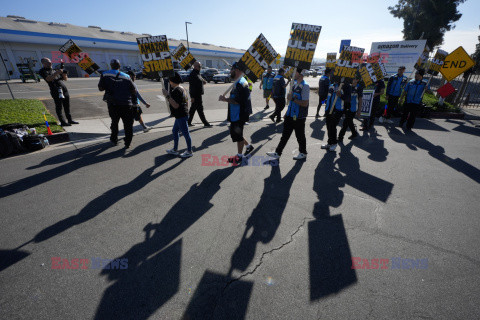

{"left": 325, "top": 83, "right": 343, "bottom": 112}
{"left": 228, "top": 77, "right": 249, "bottom": 122}
{"left": 285, "top": 80, "right": 308, "bottom": 119}
{"left": 387, "top": 73, "right": 407, "bottom": 97}
{"left": 404, "top": 79, "right": 428, "bottom": 105}
{"left": 350, "top": 84, "right": 362, "bottom": 112}
{"left": 262, "top": 72, "right": 274, "bottom": 90}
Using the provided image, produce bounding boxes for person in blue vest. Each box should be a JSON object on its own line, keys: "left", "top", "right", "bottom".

{"left": 322, "top": 79, "right": 350, "bottom": 151}
{"left": 315, "top": 68, "right": 332, "bottom": 118}
{"left": 266, "top": 69, "right": 310, "bottom": 161}
{"left": 361, "top": 78, "right": 385, "bottom": 131}
{"left": 98, "top": 59, "right": 137, "bottom": 149}
{"left": 269, "top": 68, "right": 291, "bottom": 123}
{"left": 219, "top": 62, "right": 254, "bottom": 164}
{"left": 382, "top": 66, "right": 407, "bottom": 124}
{"left": 260, "top": 66, "right": 275, "bottom": 110}
{"left": 338, "top": 77, "right": 362, "bottom": 141}
{"left": 399, "top": 69, "right": 428, "bottom": 131}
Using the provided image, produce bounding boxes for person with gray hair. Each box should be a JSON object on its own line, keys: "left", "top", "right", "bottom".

{"left": 39, "top": 57, "right": 78, "bottom": 126}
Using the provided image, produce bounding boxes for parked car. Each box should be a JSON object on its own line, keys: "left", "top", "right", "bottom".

{"left": 202, "top": 68, "right": 219, "bottom": 82}
{"left": 213, "top": 70, "right": 231, "bottom": 83}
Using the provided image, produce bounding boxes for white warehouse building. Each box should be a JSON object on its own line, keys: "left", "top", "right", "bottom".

{"left": 0, "top": 15, "right": 251, "bottom": 79}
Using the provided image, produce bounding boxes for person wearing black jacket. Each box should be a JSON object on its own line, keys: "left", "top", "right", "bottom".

{"left": 188, "top": 61, "right": 212, "bottom": 127}
{"left": 98, "top": 59, "right": 137, "bottom": 149}
{"left": 315, "top": 68, "right": 332, "bottom": 118}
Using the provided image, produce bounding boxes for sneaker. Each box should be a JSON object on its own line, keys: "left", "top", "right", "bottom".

{"left": 385, "top": 119, "right": 394, "bottom": 124}
{"left": 60, "top": 122, "right": 71, "bottom": 127}
{"left": 180, "top": 151, "right": 193, "bottom": 158}
{"left": 266, "top": 152, "right": 280, "bottom": 159}
{"left": 166, "top": 149, "right": 180, "bottom": 156}
{"left": 264, "top": 105, "right": 270, "bottom": 110}
{"left": 244, "top": 145, "right": 255, "bottom": 156}
{"left": 329, "top": 144, "right": 337, "bottom": 152}
{"left": 228, "top": 155, "right": 242, "bottom": 164}
{"left": 269, "top": 115, "right": 275, "bottom": 123}
{"left": 379, "top": 116, "right": 385, "bottom": 124}
{"left": 321, "top": 144, "right": 331, "bottom": 149}
{"left": 143, "top": 126, "right": 151, "bottom": 132}
{"left": 68, "top": 120, "right": 79, "bottom": 124}
{"left": 204, "top": 123, "right": 213, "bottom": 127}
{"left": 348, "top": 132, "right": 359, "bottom": 140}
{"left": 293, "top": 153, "right": 306, "bottom": 160}
{"left": 188, "top": 123, "right": 195, "bottom": 127}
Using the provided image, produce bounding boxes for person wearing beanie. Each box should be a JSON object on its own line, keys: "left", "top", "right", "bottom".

{"left": 162, "top": 72, "right": 193, "bottom": 158}
{"left": 266, "top": 68, "right": 310, "bottom": 161}
{"left": 98, "top": 59, "right": 137, "bottom": 149}
{"left": 219, "top": 62, "right": 254, "bottom": 164}
{"left": 399, "top": 69, "right": 428, "bottom": 131}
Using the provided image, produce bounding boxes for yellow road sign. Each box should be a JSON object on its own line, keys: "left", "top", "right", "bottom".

{"left": 440, "top": 46, "right": 475, "bottom": 82}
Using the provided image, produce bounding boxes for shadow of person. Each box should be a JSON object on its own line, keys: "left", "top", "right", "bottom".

{"left": 0, "top": 248, "right": 30, "bottom": 272}
{"left": 310, "top": 118, "right": 326, "bottom": 140}
{"left": 249, "top": 109, "right": 269, "bottom": 122}
{"left": 194, "top": 129, "right": 231, "bottom": 152}
{"left": 96, "top": 166, "right": 236, "bottom": 319}
{"left": 309, "top": 152, "right": 357, "bottom": 300}
{"left": 249, "top": 122, "right": 281, "bottom": 145}
{"left": 355, "top": 129, "right": 389, "bottom": 162}
{"left": 31, "top": 154, "right": 182, "bottom": 244}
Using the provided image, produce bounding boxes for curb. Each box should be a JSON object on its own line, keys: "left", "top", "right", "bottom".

{"left": 46, "top": 132, "right": 70, "bottom": 144}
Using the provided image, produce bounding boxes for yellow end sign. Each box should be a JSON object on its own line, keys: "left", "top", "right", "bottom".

{"left": 440, "top": 46, "right": 475, "bottom": 82}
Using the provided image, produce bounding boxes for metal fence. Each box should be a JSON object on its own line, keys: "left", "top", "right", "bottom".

{"left": 429, "top": 73, "right": 480, "bottom": 109}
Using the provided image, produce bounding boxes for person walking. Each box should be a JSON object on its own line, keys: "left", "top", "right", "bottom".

{"left": 219, "top": 63, "right": 254, "bottom": 164}
{"left": 269, "top": 68, "right": 290, "bottom": 123}
{"left": 266, "top": 69, "right": 310, "bottom": 161}
{"left": 260, "top": 66, "right": 275, "bottom": 110}
{"left": 338, "top": 77, "right": 362, "bottom": 142}
{"left": 98, "top": 59, "right": 136, "bottom": 149}
{"left": 399, "top": 69, "right": 428, "bottom": 131}
{"left": 188, "top": 61, "right": 212, "bottom": 127}
{"left": 322, "top": 79, "right": 350, "bottom": 151}
{"left": 315, "top": 68, "right": 332, "bottom": 118}
{"left": 39, "top": 58, "right": 78, "bottom": 127}
{"left": 162, "top": 72, "right": 194, "bottom": 158}
{"left": 127, "top": 71, "right": 151, "bottom": 133}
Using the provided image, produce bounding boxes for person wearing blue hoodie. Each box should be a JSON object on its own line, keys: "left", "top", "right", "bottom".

{"left": 399, "top": 69, "right": 428, "bottom": 131}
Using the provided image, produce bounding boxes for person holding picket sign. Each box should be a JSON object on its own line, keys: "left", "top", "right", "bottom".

{"left": 162, "top": 72, "right": 193, "bottom": 158}
{"left": 383, "top": 66, "right": 407, "bottom": 123}
{"left": 361, "top": 79, "right": 385, "bottom": 131}
{"left": 322, "top": 79, "right": 350, "bottom": 152}
{"left": 266, "top": 69, "right": 310, "bottom": 161}
{"left": 219, "top": 62, "right": 254, "bottom": 164}
{"left": 338, "top": 77, "right": 362, "bottom": 142}
{"left": 399, "top": 69, "right": 428, "bottom": 131}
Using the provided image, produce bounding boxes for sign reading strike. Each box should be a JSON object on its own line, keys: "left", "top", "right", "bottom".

{"left": 414, "top": 45, "right": 430, "bottom": 70}
{"left": 326, "top": 52, "right": 336, "bottom": 68}
{"left": 171, "top": 43, "right": 196, "bottom": 70}
{"left": 440, "top": 46, "right": 476, "bottom": 82}
{"left": 333, "top": 46, "right": 364, "bottom": 80}
{"left": 284, "top": 23, "right": 321, "bottom": 70}
{"left": 359, "top": 60, "right": 387, "bottom": 87}
{"left": 237, "top": 33, "right": 277, "bottom": 82}
{"left": 137, "top": 35, "right": 174, "bottom": 78}
{"left": 59, "top": 39, "right": 99, "bottom": 74}
{"left": 427, "top": 49, "right": 448, "bottom": 76}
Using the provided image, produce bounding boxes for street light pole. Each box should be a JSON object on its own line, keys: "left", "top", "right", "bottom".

{"left": 185, "top": 22, "right": 192, "bottom": 51}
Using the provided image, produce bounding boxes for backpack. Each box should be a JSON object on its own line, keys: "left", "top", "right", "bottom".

{"left": 23, "top": 134, "right": 49, "bottom": 151}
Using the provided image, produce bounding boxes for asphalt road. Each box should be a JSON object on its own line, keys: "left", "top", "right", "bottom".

{"left": 1, "top": 113, "right": 480, "bottom": 319}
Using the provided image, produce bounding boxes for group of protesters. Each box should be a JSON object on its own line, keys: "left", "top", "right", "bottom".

{"left": 39, "top": 56, "right": 429, "bottom": 163}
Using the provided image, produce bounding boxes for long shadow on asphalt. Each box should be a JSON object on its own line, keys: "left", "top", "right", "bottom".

{"left": 354, "top": 129, "right": 389, "bottom": 162}
{"left": 309, "top": 144, "right": 394, "bottom": 300}
{"left": 387, "top": 124, "right": 480, "bottom": 184}
{"left": 95, "top": 166, "right": 236, "bottom": 320}
{"left": 250, "top": 122, "right": 281, "bottom": 145}
{"left": 183, "top": 161, "right": 304, "bottom": 319}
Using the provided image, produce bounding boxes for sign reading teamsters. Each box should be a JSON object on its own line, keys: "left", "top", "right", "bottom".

{"left": 136, "top": 35, "right": 174, "bottom": 79}
{"left": 237, "top": 33, "right": 278, "bottom": 83}
{"left": 59, "top": 39, "right": 100, "bottom": 75}
{"left": 284, "top": 23, "right": 321, "bottom": 71}
{"left": 171, "top": 43, "right": 196, "bottom": 71}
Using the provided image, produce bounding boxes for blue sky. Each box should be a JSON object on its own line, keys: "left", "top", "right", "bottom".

{"left": 2, "top": 0, "right": 479, "bottom": 59}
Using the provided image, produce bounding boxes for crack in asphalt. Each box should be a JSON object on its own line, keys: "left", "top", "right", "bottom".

{"left": 208, "top": 216, "right": 314, "bottom": 319}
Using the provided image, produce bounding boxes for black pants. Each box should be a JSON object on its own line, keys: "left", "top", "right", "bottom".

{"left": 273, "top": 97, "right": 286, "bottom": 121}
{"left": 110, "top": 105, "right": 134, "bottom": 147}
{"left": 276, "top": 117, "right": 306, "bottom": 155}
{"left": 188, "top": 96, "right": 208, "bottom": 125}
{"left": 53, "top": 94, "right": 72, "bottom": 123}
{"left": 326, "top": 110, "right": 343, "bottom": 145}
{"left": 316, "top": 95, "right": 327, "bottom": 115}
{"left": 387, "top": 95, "right": 400, "bottom": 119}
{"left": 366, "top": 100, "right": 382, "bottom": 128}
{"left": 400, "top": 103, "right": 420, "bottom": 129}
{"left": 339, "top": 110, "right": 357, "bottom": 138}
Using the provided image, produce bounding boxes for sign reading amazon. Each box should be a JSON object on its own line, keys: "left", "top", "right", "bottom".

{"left": 137, "top": 35, "right": 174, "bottom": 78}
{"left": 284, "top": 23, "right": 321, "bottom": 70}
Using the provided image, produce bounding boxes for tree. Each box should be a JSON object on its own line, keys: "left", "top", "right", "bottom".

{"left": 472, "top": 32, "right": 480, "bottom": 73}
{"left": 389, "top": 0, "right": 466, "bottom": 49}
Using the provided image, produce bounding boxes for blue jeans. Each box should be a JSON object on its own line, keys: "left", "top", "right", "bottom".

{"left": 173, "top": 116, "right": 192, "bottom": 151}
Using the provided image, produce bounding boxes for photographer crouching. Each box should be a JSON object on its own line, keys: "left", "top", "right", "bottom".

{"left": 39, "top": 58, "right": 78, "bottom": 126}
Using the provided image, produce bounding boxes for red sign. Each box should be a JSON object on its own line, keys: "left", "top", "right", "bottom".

{"left": 51, "top": 51, "right": 91, "bottom": 64}
{"left": 437, "top": 83, "right": 456, "bottom": 98}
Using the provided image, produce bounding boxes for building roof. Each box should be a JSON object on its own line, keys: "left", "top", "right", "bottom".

{"left": 0, "top": 16, "right": 244, "bottom": 57}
